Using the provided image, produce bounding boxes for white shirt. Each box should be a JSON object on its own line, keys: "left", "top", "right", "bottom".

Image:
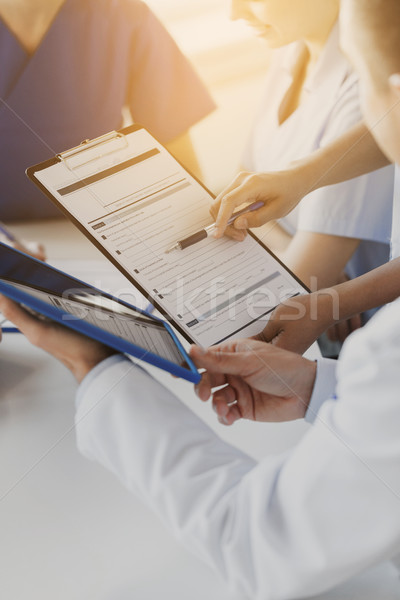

{"left": 243, "top": 24, "right": 394, "bottom": 286}
{"left": 75, "top": 297, "right": 400, "bottom": 600}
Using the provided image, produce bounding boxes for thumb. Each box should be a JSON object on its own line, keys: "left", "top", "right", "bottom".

{"left": 189, "top": 344, "right": 251, "bottom": 376}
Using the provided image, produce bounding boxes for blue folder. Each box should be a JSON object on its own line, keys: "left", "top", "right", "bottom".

{"left": 0, "top": 242, "right": 200, "bottom": 383}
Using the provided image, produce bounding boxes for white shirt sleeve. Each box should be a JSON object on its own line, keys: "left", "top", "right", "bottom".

{"left": 75, "top": 301, "right": 400, "bottom": 600}
{"left": 296, "top": 80, "right": 394, "bottom": 244}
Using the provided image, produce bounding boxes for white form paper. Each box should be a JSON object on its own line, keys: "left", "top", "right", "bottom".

{"left": 5, "top": 280, "right": 184, "bottom": 365}
{"left": 33, "top": 126, "right": 306, "bottom": 346}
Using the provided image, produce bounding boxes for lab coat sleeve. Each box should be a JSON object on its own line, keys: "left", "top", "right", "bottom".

{"left": 305, "top": 357, "right": 338, "bottom": 423}
{"left": 75, "top": 301, "right": 400, "bottom": 600}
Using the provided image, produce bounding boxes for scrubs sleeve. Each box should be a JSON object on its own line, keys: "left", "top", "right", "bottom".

{"left": 125, "top": 1, "right": 215, "bottom": 144}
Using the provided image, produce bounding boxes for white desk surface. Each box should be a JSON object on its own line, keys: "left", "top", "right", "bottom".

{"left": 0, "top": 220, "right": 399, "bottom": 600}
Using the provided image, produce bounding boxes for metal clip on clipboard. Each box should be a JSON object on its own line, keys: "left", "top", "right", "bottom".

{"left": 57, "top": 131, "right": 128, "bottom": 171}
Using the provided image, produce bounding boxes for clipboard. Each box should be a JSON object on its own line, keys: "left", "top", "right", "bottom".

{"left": 0, "top": 242, "right": 200, "bottom": 383}
{"left": 27, "top": 124, "right": 308, "bottom": 346}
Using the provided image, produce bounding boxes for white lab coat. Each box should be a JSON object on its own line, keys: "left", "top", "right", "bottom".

{"left": 392, "top": 165, "right": 400, "bottom": 259}
{"left": 243, "top": 24, "right": 394, "bottom": 290}
{"left": 75, "top": 297, "right": 400, "bottom": 600}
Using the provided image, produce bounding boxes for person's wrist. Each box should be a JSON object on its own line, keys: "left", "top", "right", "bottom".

{"left": 289, "top": 158, "right": 319, "bottom": 198}
{"left": 310, "top": 290, "right": 340, "bottom": 331}
{"left": 68, "top": 348, "right": 117, "bottom": 383}
{"left": 331, "top": 277, "right": 362, "bottom": 322}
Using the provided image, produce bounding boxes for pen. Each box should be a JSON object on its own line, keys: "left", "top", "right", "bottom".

{"left": 0, "top": 318, "right": 19, "bottom": 333}
{"left": 165, "top": 200, "right": 264, "bottom": 253}
{"left": 0, "top": 222, "right": 17, "bottom": 243}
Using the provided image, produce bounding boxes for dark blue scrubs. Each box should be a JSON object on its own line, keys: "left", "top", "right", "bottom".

{"left": 0, "top": 0, "right": 214, "bottom": 220}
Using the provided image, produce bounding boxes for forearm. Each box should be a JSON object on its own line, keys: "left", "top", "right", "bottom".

{"left": 213, "top": 122, "right": 391, "bottom": 235}
{"left": 294, "top": 122, "right": 390, "bottom": 196}
{"left": 280, "top": 232, "right": 360, "bottom": 290}
{"left": 325, "top": 257, "right": 400, "bottom": 323}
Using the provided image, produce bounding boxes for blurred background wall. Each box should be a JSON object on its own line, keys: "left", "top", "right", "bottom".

{"left": 146, "top": 0, "right": 271, "bottom": 193}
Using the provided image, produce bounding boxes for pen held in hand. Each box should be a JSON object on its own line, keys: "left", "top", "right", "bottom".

{"left": 165, "top": 201, "right": 264, "bottom": 253}
{"left": 0, "top": 222, "right": 17, "bottom": 243}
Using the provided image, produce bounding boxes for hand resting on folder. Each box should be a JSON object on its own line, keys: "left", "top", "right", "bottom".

{"left": 0, "top": 295, "right": 115, "bottom": 383}
{"left": 189, "top": 340, "right": 316, "bottom": 426}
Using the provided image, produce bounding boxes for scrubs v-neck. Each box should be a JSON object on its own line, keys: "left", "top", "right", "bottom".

{"left": 242, "top": 24, "right": 394, "bottom": 315}
{"left": 0, "top": 0, "right": 215, "bottom": 220}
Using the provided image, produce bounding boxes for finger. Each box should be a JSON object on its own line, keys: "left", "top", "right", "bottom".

{"left": 212, "top": 386, "right": 236, "bottom": 413}
{"left": 213, "top": 193, "right": 248, "bottom": 238}
{"left": 213, "top": 173, "right": 262, "bottom": 238}
{"left": 210, "top": 173, "right": 248, "bottom": 220}
{"left": 348, "top": 313, "right": 362, "bottom": 333}
{"left": 326, "top": 323, "right": 339, "bottom": 342}
{"left": 252, "top": 323, "right": 280, "bottom": 344}
{"left": 190, "top": 343, "right": 256, "bottom": 376}
{"left": 333, "top": 320, "right": 350, "bottom": 343}
{"left": 34, "top": 243, "right": 47, "bottom": 261}
{"left": 326, "top": 324, "right": 335, "bottom": 342}
{"left": 212, "top": 374, "right": 254, "bottom": 424}
{"left": 0, "top": 294, "right": 74, "bottom": 342}
{"left": 195, "top": 370, "right": 227, "bottom": 402}
{"left": 0, "top": 296, "right": 50, "bottom": 339}
{"left": 212, "top": 390, "right": 242, "bottom": 426}
{"left": 222, "top": 225, "right": 247, "bottom": 242}
{"left": 232, "top": 204, "right": 280, "bottom": 230}
{"left": 223, "top": 402, "right": 242, "bottom": 425}
{"left": 24, "top": 241, "right": 47, "bottom": 261}
{"left": 12, "top": 241, "right": 27, "bottom": 254}
{"left": 216, "top": 401, "right": 242, "bottom": 426}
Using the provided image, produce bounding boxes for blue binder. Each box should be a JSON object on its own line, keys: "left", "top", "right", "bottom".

{"left": 0, "top": 242, "right": 200, "bottom": 383}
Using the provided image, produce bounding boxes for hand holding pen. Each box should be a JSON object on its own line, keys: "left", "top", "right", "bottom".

{"left": 165, "top": 201, "right": 264, "bottom": 253}
{"left": 0, "top": 223, "right": 47, "bottom": 333}
{"left": 0, "top": 222, "right": 46, "bottom": 261}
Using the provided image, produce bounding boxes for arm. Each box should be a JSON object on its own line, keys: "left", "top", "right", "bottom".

{"left": 254, "top": 230, "right": 362, "bottom": 342}
{"left": 259, "top": 257, "right": 400, "bottom": 354}
{"left": 0, "top": 297, "right": 114, "bottom": 382}
{"left": 295, "top": 122, "right": 389, "bottom": 190}
{"left": 276, "top": 230, "right": 360, "bottom": 290}
{"left": 212, "top": 122, "right": 390, "bottom": 237}
{"left": 73, "top": 304, "right": 400, "bottom": 599}
{"left": 1, "top": 295, "right": 400, "bottom": 598}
